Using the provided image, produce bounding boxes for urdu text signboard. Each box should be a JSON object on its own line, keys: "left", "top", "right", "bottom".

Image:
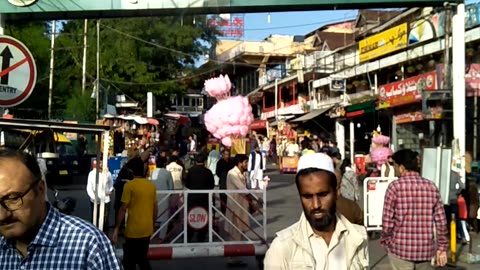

{"left": 378, "top": 71, "right": 437, "bottom": 109}
{"left": 359, "top": 23, "right": 408, "bottom": 63}
{"left": 0, "top": 35, "right": 37, "bottom": 107}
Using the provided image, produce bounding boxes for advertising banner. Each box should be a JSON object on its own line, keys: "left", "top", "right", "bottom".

{"left": 359, "top": 23, "right": 408, "bottom": 63}
{"left": 378, "top": 71, "right": 437, "bottom": 109}
{"left": 394, "top": 107, "right": 442, "bottom": 124}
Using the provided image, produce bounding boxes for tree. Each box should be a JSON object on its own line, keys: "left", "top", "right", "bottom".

{"left": 55, "top": 16, "right": 218, "bottom": 117}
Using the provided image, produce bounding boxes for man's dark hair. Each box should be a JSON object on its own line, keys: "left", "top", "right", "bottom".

{"left": 295, "top": 168, "right": 337, "bottom": 191}
{"left": 195, "top": 154, "right": 207, "bottom": 164}
{"left": 331, "top": 152, "right": 341, "bottom": 160}
{"left": 234, "top": 154, "right": 248, "bottom": 165}
{"left": 222, "top": 149, "right": 230, "bottom": 155}
{"left": 156, "top": 157, "right": 167, "bottom": 168}
{"left": 391, "top": 149, "right": 419, "bottom": 172}
{"left": 0, "top": 148, "right": 42, "bottom": 182}
{"left": 169, "top": 155, "right": 179, "bottom": 163}
{"left": 127, "top": 157, "right": 147, "bottom": 177}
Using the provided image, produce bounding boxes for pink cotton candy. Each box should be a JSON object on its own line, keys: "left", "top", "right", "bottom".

{"left": 203, "top": 75, "right": 254, "bottom": 147}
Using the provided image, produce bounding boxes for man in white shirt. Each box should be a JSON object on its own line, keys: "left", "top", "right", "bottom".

{"left": 86, "top": 159, "right": 113, "bottom": 232}
{"left": 264, "top": 153, "right": 369, "bottom": 269}
{"left": 150, "top": 157, "right": 174, "bottom": 240}
{"left": 248, "top": 145, "right": 264, "bottom": 189}
{"left": 188, "top": 135, "right": 197, "bottom": 153}
{"left": 166, "top": 156, "right": 184, "bottom": 190}
{"left": 285, "top": 138, "right": 299, "bottom": 157}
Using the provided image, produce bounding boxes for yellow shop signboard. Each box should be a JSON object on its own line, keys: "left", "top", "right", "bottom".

{"left": 359, "top": 23, "right": 408, "bottom": 63}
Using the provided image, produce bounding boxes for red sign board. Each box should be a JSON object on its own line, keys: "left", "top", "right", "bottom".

{"left": 378, "top": 71, "right": 437, "bottom": 109}
{"left": 250, "top": 120, "right": 267, "bottom": 130}
{"left": 438, "top": 63, "right": 480, "bottom": 97}
{"left": 207, "top": 14, "right": 245, "bottom": 38}
{"left": 394, "top": 107, "right": 443, "bottom": 124}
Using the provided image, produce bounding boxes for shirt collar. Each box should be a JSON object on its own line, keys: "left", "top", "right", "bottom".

{"left": 401, "top": 171, "right": 420, "bottom": 177}
{"left": 306, "top": 214, "right": 347, "bottom": 239}
{"left": 0, "top": 203, "right": 60, "bottom": 250}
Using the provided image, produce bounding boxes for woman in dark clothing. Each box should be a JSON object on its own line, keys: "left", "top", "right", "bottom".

{"left": 113, "top": 161, "right": 135, "bottom": 228}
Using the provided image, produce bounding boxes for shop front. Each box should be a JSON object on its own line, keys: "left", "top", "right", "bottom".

{"left": 377, "top": 70, "right": 442, "bottom": 152}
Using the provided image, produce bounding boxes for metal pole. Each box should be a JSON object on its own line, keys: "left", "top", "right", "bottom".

{"left": 350, "top": 120, "right": 355, "bottom": 166}
{"left": 274, "top": 78, "right": 279, "bottom": 121}
{"left": 308, "top": 80, "right": 314, "bottom": 111}
{"left": 47, "top": 21, "right": 56, "bottom": 120}
{"left": 96, "top": 20, "right": 100, "bottom": 120}
{"left": 475, "top": 96, "right": 478, "bottom": 160}
{"left": 452, "top": 3, "right": 466, "bottom": 184}
{"left": 0, "top": 13, "right": 4, "bottom": 35}
{"left": 98, "top": 131, "right": 109, "bottom": 231}
{"left": 82, "top": 19, "right": 88, "bottom": 94}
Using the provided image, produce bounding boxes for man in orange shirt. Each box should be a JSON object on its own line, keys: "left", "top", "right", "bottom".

{"left": 112, "top": 157, "right": 158, "bottom": 270}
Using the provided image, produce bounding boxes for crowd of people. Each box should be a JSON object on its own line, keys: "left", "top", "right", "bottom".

{"left": 2, "top": 130, "right": 480, "bottom": 270}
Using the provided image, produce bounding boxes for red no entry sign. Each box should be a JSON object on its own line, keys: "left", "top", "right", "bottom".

{"left": 0, "top": 35, "right": 37, "bottom": 107}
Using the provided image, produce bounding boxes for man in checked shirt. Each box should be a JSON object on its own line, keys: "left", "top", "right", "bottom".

{"left": 0, "top": 149, "right": 120, "bottom": 269}
{"left": 381, "top": 149, "right": 448, "bottom": 269}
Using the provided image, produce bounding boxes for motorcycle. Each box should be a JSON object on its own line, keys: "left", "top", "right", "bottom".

{"left": 51, "top": 188, "right": 77, "bottom": 215}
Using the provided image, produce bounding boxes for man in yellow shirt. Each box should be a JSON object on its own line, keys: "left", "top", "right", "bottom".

{"left": 112, "top": 157, "right": 157, "bottom": 270}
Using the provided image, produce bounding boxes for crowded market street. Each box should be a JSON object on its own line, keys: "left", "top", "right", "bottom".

{"left": 54, "top": 165, "right": 479, "bottom": 270}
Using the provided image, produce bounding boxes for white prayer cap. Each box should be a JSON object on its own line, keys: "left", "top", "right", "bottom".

{"left": 297, "top": 153, "right": 335, "bottom": 174}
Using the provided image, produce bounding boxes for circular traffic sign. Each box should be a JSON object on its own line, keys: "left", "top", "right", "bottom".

{"left": 187, "top": 207, "right": 208, "bottom": 230}
{"left": 8, "top": 0, "right": 39, "bottom": 7}
{"left": 0, "top": 35, "right": 37, "bottom": 107}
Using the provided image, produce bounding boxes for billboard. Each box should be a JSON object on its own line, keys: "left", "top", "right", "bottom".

{"left": 378, "top": 71, "right": 437, "bottom": 109}
{"left": 2, "top": 0, "right": 455, "bottom": 21}
{"left": 359, "top": 23, "right": 408, "bottom": 63}
{"left": 207, "top": 14, "right": 245, "bottom": 39}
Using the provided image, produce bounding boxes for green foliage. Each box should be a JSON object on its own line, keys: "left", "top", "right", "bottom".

{"left": 64, "top": 89, "right": 96, "bottom": 122}
{"left": 4, "top": 17, "right": 217, "bottom": 119}
{"left": 55, "top": 16, "right": 217, "bottom": 112}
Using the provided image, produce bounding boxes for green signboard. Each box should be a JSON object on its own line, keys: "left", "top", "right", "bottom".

{"left": 2, "top": 0, "right": 455, "bottom": 21}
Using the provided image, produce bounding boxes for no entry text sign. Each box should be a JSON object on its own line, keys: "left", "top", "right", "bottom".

{"left": 0, "top": 35, "right": 37, "bottom": 107}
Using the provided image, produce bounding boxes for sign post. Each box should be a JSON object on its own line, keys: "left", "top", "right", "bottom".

{"left": 0, "top": 35, "right": 37, "bottom": 107}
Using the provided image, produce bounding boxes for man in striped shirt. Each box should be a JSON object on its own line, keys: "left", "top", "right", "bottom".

{"left": 381, "top": 149, "right": 448, "bottom": 269}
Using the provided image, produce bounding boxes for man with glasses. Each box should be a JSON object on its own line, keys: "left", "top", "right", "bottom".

{"left": 0, "top": 149, "right": 120, "bottom": 269}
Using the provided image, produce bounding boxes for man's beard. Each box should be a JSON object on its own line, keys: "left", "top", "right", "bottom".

{"left": 304, "top": 203, "right": 336, "bottom": 232}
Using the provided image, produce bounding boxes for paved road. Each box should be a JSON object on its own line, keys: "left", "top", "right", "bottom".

{"left": 55, "top": 169, "right": 478, "bottom": 269}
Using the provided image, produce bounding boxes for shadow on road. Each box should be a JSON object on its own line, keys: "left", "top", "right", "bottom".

{"left": 268, "top": 198, "right": 286, "bottom": 207}
{"left": 267, "top": 181, "right": 293, "bottom": 191}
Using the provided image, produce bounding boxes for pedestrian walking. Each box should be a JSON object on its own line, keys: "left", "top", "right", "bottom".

{"left": 86, "top": 158, "right": 113, "bottom": 232}
{"left": 184, "top": 154, "right": 215, "bottom": 242}
{"left": 150, "top": 157, "right": 174, "bottom": 240}
{"left": 381, "top": 149, "right": 448, "bottom": 269}
{"left": 112, "top": 157, "right": 157, "bottom": 270}
{"left": 216, "top": 149, "right": 234, "bottom": 214}
{"left": 248, "top": 145, "right": 264, "bottom": 189}
{"left": 0, "top": 149, "right": 120, "bottom": 269}
{"left": 264, "top": 153, "right": 369, "bottom": 269}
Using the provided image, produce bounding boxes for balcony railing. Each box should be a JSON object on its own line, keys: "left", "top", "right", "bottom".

{"left": 215, "top": 41, "right": 302, "bottom": 62}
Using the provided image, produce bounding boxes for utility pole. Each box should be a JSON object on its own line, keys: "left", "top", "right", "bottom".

{"left": 452, "top": 3, "right": 466, "bottom": 184}
{"left": 442, "top": 6, "right": 452, "bottom": 146}
{"left": 48, "top": 21, "right": 56, "bottom": 120}
{"left": 82, "top": 19, "right": 88, "bottom": 94}
{"left": 96, "top": 20, "right": 100, "bottom": 120}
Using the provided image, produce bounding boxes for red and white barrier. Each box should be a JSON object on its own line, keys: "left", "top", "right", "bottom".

{"left": 144, "top": 244, "right": 267, "bottom": 260}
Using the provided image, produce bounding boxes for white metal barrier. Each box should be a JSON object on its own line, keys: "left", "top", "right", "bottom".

{"left": 363, "top": 177, "right": 397, "bottom": 231}
{"left": 118, "top": 188, "right": 268, "bottom": 260}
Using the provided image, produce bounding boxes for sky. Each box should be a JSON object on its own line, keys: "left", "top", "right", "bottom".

{"left": 241, "top": 10, "right": 359, "bottom": 41}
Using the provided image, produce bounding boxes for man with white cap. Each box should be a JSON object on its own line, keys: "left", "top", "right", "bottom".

{"left": 264, "top": 153, "right": 369, "bottom": 269}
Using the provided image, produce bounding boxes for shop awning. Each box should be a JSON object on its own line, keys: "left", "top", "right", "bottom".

{"left": 290, "top": 106, "right": 333, "bottom": 122}
{"left": 269, "top": 115, "right": 295, "bottom": 126}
